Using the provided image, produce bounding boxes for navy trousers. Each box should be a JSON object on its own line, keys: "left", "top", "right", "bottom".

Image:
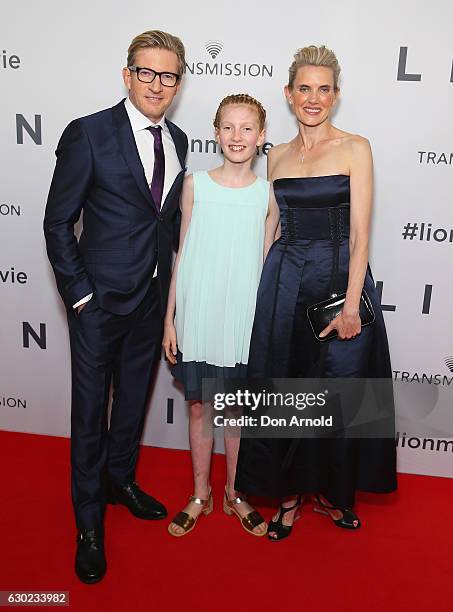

{"left": 67, "top": 280, "right": 162, "bottom": 529}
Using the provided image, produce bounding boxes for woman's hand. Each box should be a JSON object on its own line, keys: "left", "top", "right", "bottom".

{"left": 162, "top": 321, "right": 178, "bottom": 364}
{"left": 319, "top": 310, "right": 361, "bottom": 340}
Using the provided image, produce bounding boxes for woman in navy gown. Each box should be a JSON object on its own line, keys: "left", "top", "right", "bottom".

{"left": 235, "top": 45, "right": 397, "bottom": 540}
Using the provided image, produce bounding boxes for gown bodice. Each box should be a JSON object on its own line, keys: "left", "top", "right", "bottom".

{"left": 273, "top": 174, "right": 350, "bottom": 208}
{"left": 273, "top": 175, "right": 350, "bottom": 241}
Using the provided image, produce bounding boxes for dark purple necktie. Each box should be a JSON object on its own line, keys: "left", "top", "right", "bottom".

{"left": 147, "top": 125, "right": 165, "bottom": 210}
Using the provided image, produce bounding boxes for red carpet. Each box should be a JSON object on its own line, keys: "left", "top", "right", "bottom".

{"left": 0, "top": 430, "right": 451, "bottom": 611}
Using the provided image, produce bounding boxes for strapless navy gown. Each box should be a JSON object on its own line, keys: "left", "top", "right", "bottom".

{"left": 235, "top": 176, "right": 397, "bottom": 508}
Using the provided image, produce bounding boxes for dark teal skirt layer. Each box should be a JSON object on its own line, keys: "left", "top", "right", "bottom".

{"left": 171, "top": 350, "right": 248, "bottom": 401}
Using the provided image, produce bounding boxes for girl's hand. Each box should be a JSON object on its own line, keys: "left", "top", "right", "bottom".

{"left": 163, "top": 321, "right": 178, "bottom": 364}
{"left": 319, "top": 311, "right": 361, "bottom": 340}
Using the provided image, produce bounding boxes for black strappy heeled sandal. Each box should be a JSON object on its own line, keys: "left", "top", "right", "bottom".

{"left": 267, "top": 496, "right": 302, "bottom": 542}
{"left": 313, "top": 495, "right": 361, "bottom": 530}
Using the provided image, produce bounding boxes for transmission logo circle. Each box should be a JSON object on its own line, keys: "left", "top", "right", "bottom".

{"left": 205, "top": 40, "right": 223, "bottom": 59}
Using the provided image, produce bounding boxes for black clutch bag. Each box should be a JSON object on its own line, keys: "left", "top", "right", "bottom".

{"left": 306, "top": 290, "right": 375, "bottom": 342}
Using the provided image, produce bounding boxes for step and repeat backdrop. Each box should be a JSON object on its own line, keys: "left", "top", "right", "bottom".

{"left": 1, "top": 0, "right": 452, "bottom": 477}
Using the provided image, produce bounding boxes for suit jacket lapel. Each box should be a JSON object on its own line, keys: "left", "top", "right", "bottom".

{"left": 161, "top": 119, "right": 187, "bottom": 212}
{"left": 111, "top": 101, "right": 156, "bottom": 211}
{"left": 166, "top": 119, "right": 187, "bottom": 171}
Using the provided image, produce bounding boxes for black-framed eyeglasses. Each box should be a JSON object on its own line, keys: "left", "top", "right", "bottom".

{"left": 128, "top": 65, "right": 180, "bottom": 87}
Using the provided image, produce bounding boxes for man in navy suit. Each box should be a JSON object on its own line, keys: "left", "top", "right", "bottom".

{"left": 44, "top": 30, "right": 188, "bottom": 583}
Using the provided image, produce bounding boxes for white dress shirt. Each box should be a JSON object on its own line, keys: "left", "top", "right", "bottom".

{"left": 74, "top": 97, "right": 182, "bottom": 309}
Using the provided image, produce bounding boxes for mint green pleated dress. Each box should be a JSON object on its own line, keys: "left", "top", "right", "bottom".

{"left": 172, "top": 170, "right": 269, "bottom": 400}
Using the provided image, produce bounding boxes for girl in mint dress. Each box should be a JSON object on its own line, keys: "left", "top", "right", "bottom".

{"left": 163, "top": 94, "right": 279, "bottom": 538}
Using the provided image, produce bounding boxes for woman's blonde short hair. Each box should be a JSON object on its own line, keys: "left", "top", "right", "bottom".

{"left": 127, "top": 30, "right": 186, "bottom": 75}
{"left": 213, "top": 93, "right": 266, "bottom": 131}
{"left": 288, "top": 45, "right": 341, "bottom": 91}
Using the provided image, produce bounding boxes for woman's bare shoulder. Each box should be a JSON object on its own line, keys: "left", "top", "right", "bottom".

{"left": 335, "top": 130, "right": 370, "bottom": 149}
{"left": 332, "top": 132, "right": 372, "bottom": 168}
{"left": 268, "top": 140, "right": 294, "bottom": 160}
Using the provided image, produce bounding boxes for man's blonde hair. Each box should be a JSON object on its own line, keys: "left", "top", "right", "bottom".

{"left": 127, "top": 30, "right": 186, "bottom": 75}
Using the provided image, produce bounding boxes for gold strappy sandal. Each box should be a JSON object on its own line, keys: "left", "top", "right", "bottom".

{"left": 223, "top": 489, "right": 267, "bottom": 537}
{"left": 168, "top": 490, "right": 213, "bottom": 537}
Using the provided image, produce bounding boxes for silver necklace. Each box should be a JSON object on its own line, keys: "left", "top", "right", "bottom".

{"left": 299, "top": 136, "right": 308, "bottom": 164}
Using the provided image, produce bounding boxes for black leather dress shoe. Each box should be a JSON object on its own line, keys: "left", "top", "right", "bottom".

{"left": 75, "top": 528, "right": 106, "bottom": 584}
{"left": 107, "top": 481, "right": 167, "bottom": 520}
